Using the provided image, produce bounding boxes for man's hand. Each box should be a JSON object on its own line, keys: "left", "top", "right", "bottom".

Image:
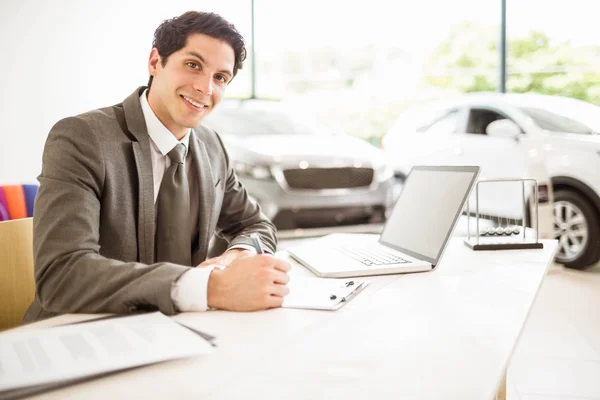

{"left": 207, "top": 254, "right": 291, "bottom": 311}
{"left": 197, "top": 248, "right": 253, "bottom": 270}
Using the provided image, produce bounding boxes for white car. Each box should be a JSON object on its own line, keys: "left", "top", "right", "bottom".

{"left": 382, "top": 92, "right": 600, "bottom": 269}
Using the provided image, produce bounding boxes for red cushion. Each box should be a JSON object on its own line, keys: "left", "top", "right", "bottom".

{"left": 2, "top": 185, "right": 27, "bottom": 220}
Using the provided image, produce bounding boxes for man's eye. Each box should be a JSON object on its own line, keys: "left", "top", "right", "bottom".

{"left": 216, "top": 75, "right": 228, "bottom": 83}
{"left": 187, "top": 62, "right": 199, "bottom": 69}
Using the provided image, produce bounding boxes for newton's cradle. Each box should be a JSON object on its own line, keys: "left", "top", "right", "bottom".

{"left": 464, "top": 178, "right": 544, "bottom": 251}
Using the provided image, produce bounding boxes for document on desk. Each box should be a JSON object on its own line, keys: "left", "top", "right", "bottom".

{"left": 283, "top": 276, "right": 369, "bottom": 310}
{"left": 0, "top": 312, "right": 214, "bottom": 396}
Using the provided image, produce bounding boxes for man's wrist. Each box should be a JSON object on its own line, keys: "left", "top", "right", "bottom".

{"left": 222, "top": 248, "right": 253, "bottom": 264}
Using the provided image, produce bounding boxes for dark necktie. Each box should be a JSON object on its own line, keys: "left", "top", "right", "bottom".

{"left": 155, "top": 143, "right": 191, "bottom": 265}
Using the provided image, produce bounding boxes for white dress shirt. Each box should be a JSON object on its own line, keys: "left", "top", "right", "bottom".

{"left": 139, "top": 90, "right": 254, "bottom": 312}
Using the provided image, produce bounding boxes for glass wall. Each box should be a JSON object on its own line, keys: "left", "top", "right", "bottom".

{"left": 230, "top": 0, "right": 600, "bottom": 143}
{"left": 248, "top": 0, "right": 502, "bottom": 143}
{"left": 506, "top": 0, "right": 600, "bottom": 105}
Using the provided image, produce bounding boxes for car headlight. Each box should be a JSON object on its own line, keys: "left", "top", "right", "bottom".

{"left": 376, "top": 163, "right": 394, "bottom": 182}
{"left": 233, "top": 162, "right": 273, "bottom": 180}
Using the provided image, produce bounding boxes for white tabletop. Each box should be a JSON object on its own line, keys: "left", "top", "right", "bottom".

{"left": 15, "top": 237, "right": 558, "bottom": 400}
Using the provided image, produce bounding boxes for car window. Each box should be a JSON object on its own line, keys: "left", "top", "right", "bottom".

{"left": 518, "top": 107, "right": 592, "bottom": 134}
{"left": 388, "top": 105, "right": 454, "bottom": 135}
{"left": 466, "top": 108, "right": 511, "bottom": 135}
{"left": 419, "top": 110, "right": 461, "bottom": 134}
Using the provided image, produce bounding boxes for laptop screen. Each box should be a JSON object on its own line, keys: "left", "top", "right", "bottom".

{"left": 379, "top": 166, "right": 479, "bottom": 266}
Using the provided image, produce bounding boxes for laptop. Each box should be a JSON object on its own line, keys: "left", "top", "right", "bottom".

{"left": 287, "top": 166, "right": 480, "bottom": 278}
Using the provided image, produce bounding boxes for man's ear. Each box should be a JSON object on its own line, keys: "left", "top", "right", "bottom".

{"left": 148, "top": 48, "right": 161, "bottom": 77}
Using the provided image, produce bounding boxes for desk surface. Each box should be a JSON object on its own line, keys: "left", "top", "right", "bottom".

{"left": 14, "top": 238, "right": 557, "bottom": 400}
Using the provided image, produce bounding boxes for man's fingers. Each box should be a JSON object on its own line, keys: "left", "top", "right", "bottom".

{"left": 271, "top": 270, "right": 289, "bottom": 285}
{"left": 254, "top": 255, "right": 291, "bottom": 273}
{"left": 273, "top": 258, "right": 291, "bottom": 273}
{"left": 266, "top": 292, "right": 285, "bottom": 308}
{"left": 270, "top": 283, "right": 289, "bottom": 298}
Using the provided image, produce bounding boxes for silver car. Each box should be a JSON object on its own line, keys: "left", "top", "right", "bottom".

{"left": 204, "top": 100, "right": 396, "bottom": 232}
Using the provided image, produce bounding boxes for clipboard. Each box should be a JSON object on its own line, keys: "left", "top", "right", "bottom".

{"left": 282, "top": 276, "right": 369, "bottom": 310}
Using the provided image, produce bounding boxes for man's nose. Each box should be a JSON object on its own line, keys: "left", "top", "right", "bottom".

{"left": 194, "top": 74, "right": 213, "bottom": 95}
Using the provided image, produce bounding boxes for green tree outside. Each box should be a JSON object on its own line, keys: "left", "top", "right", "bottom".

{"left": 425, "top": 24, "right": 600, "bottom": 105}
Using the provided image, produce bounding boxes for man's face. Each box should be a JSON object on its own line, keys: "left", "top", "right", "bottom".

{"left": 147, "top": 33, "right": 235, "bottom": 138}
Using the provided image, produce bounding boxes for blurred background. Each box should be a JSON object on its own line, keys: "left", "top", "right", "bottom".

{"left": 1, "top": 1, "right": 600, "bottom": 397}
{"left": 2, "top": 0, "right": 598, "bottom": 179}
{"left": 2, "top": 0, "right": 600, "bottom": 269}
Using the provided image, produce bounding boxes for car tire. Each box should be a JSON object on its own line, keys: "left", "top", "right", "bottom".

{"left": 553, "top": 189, "right": 600, "bottom": 269}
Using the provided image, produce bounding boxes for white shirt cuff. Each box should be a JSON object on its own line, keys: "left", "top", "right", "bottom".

{"left": 228, "top": 244, "right": 258, "bottom": 254}
{"left": 171, "top": 268, "right": 214, "bottom": 312}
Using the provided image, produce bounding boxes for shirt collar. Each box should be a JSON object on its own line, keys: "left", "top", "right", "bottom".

{"left": 140, "top": 89, "right": 191, "bottom": 156}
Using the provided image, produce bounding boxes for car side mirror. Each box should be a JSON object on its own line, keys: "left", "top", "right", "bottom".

{"left": 486, "top": 119, "right": 521, "bottom": 139}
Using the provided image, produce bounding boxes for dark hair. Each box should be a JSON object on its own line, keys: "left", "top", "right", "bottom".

{"left": 147, "top": 11, "right": 246, "bottom": 88}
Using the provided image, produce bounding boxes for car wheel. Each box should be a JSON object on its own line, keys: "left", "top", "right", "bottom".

{"left": 553, "top": 189, "right": 600, "bottom": 269}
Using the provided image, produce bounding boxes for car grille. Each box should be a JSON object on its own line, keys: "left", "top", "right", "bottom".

{"left": 283, "top": 167, "right": 374, "bottom": 190}
{"left": 272, "top": 205, "right": 386, "bottom": 230}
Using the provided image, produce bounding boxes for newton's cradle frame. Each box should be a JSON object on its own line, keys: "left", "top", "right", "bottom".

{"left": 464, "top": 178, "right": 544, "bottom": 251}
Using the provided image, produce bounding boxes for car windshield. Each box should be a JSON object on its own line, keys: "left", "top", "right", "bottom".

{"left": 205, "top": 109, "right": 332, "bottom": 137}
{"left": 515, "top": 95, "right": 600, "bottom": 134}
{"left": 390, "top": 106, "right": 448, "bottom": 132}
{"left": 388, "top": 101, "right": 463, "bottom": 136}
{"left": 518, "top": 107, "right": 595, "bottom": 134}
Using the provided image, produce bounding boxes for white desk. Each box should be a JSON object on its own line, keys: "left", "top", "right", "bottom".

{"left": 12, "top": 238, "right": 557, "bottom": 400}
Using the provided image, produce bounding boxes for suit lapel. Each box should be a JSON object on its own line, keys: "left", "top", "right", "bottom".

{"left": 123, "top": 87, "right": 155, "bottom": 264}
{"left": 189, "top": 133, "right": 215, "bottom": 260}
{"left": 131, "top": 142, "right": 155, "bottom": 264}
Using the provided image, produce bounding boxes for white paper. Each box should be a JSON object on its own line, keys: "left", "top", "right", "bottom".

{"left": 0, "top": 312, "right": 214, "bottom": 392}
{"left": 283, "top": 276, "right": 368, "bottom": 310}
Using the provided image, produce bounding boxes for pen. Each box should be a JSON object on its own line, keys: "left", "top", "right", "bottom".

{"left": 250, "top": 233, "right": 265, "bottom": 254}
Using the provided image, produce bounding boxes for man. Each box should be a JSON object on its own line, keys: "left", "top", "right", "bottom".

{"left": 24, "top": 11, "right": 290, "bottom": 323}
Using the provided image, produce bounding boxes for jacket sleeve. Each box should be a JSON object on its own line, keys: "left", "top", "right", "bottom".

{"left": 211, "top": 132, "right": 278, "bottom": 253}
{"left": 33, "top": 116, "right": 189, "bottom": 316}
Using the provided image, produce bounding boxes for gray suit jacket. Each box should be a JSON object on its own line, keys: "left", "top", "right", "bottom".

{"left": 24, "top": 87, "right": 277, "bottom": 323}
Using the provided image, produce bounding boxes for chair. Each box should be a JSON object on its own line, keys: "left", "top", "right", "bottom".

{"left": 0, "top": 218, "right": 35, "bottom": 331}
{"left": 0, "top": 184, "right": 38, "bottom": 221}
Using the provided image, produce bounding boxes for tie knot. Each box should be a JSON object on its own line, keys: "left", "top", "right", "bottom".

{"left": 167, "top": 143, "right": 186, "bottom": 164}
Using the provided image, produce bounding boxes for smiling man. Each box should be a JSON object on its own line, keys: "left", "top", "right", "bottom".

{"left": 24, "top": 11, "right": 289, "bottom": 323}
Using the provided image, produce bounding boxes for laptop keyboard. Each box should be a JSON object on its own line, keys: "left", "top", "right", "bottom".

{"left": 338, "top": 245, "right": 410, "bottom": 266}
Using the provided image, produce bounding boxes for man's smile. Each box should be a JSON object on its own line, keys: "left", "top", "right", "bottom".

{"left": 181, "top": 95, "right": 208, "bottom": 110}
